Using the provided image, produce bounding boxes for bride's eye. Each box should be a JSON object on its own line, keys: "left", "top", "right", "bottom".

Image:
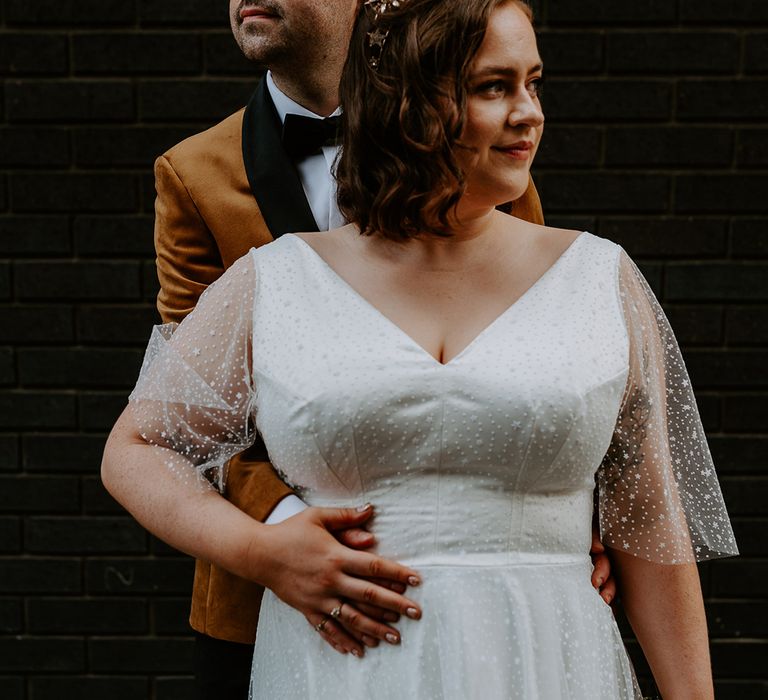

{"left": 476, "top": 80, "right": 506, "bottom": 96}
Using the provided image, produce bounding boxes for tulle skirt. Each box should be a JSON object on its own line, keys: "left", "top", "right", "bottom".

{"left": 249, "top": 558, "right": 641, "bottom": 699}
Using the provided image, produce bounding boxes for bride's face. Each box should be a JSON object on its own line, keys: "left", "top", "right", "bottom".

{"left": 458, "top": 2, "right": 544, "bottom": 212}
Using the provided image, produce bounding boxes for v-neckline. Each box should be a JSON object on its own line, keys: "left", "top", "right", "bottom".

{"left": 287, "top": 231, "right": 588, "bottom": 367}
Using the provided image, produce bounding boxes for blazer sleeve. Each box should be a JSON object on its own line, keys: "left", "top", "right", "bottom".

{"left": 154, "top": 154, "right": 226, "bottom": 325}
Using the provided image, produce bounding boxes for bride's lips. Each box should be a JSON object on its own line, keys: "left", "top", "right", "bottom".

{"left": 493, "top": 141, "right": 534, "bottom": 161}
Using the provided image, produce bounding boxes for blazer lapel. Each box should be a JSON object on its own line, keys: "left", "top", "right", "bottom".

{"left": 242, "top": 78, "right": 320, "bottom": 238}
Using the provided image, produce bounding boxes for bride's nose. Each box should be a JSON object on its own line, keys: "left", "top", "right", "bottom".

{"left": 507, "top": 88, "right": 544, "bottom": 129}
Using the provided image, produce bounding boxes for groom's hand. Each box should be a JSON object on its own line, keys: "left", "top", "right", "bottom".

{"left": 255, "top": 504, "right": 422, "bottom": 658}
{"left": 590, "top": 526, "right": 617, "bottom": 605}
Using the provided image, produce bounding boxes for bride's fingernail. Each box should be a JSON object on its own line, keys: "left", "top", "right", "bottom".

{"left": 406, "top": 607, "right": 420, "bottom": 620}
{"left": 351, "top": 649, "right": 362, "bottom": 657}
{"left": 356, "top": 503, "right": 372, "bottom": 512}
{"left": 408, "top": 576, "right": 420, "bottom": 586}
{"left": 385, "top": 633, "right": 400, "bottom": 645}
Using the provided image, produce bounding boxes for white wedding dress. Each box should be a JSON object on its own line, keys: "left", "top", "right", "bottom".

{"left": 130, "top": 231, "right": 737, "bottom": 699}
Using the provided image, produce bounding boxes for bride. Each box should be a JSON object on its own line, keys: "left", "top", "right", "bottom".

{"left": 102, "top": 0, "right": 737, "bottom": 697}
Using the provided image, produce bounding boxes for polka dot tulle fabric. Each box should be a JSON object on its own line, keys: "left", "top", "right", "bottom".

{"left": 129, "top": 232, "right": 737, "bottom": 699}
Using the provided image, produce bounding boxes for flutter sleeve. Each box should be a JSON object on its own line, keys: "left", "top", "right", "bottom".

{"left": 597, "top": 248, "right": 738, "bottom": 564}
{"left": 128, "top": 251, "right": 258, "bottom": 492}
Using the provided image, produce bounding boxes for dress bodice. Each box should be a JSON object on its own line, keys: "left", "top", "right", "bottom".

{"left": 251, "top": 234, "right": 627, "bottom": 565}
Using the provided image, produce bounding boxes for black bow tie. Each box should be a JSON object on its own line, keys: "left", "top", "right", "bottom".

{"left": 281, "top": 113, "right": 342, "bottom": 160}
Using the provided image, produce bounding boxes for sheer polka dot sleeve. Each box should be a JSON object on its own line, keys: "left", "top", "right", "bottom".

{"left": 597, "top": 249, "right": 738, "bottom": 564}
{"left": 127, "top": 251, "right": 258, "bottom": 492}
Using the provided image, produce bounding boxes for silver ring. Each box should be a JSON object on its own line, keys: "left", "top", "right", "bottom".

{"left": 330, "top": 604, "right": 343, "bottom": 620}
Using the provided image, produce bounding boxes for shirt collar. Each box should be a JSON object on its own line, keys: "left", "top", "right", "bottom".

{"left": 266, "top": 71, "right": 342, "bottom": 125}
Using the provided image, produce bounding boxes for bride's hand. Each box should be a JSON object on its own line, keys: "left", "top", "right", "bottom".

{"left": 253, "top": 504, "right": 422, "bottom": 658}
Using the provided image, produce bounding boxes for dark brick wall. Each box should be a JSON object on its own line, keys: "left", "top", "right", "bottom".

{"left": 0, "top": 0, "right": 765, "bottom": 697}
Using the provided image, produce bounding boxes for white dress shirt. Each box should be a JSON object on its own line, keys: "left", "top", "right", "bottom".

{"left": 264, "top": 72, "right": 345, "bottom": 523}
{"left": 266, "top": 71, "right": 346, "bottom": 232}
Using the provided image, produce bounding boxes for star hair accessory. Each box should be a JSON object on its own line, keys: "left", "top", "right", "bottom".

{"left": 364, "top": 0, "right": 402, "bottom": 70}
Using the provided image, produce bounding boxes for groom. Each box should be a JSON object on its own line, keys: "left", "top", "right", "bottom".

{"left": 153, "top": 1, "right": 608, "bottom": 698}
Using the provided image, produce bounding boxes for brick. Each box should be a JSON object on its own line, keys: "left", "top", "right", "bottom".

{"left": 605, "top": 127, "right": 733, "bottom": 167}
{"left": 680, "top": 0, "right": 768, "bottom": 23}
{"left": 0, "top": 305, "right": 74, "bottom": 343}
{"left": 139, "top": 0, "right": 228, "bottom": 25}
{"left": 0, "top": 33, "right": 68, "bottom": 75}
{"left": 0, "top": 435, "right": 19, "bottom": 472}
{"left": 5, "top": 0, "right": 136, "bottom": 25}
{"left": 696, "top": 393, "right": 720, "bottom": 432}
{"left": 0, "top": 127, "right": 70, "bottom": 166}
{"left": 0, "top": 216, "right": 71, "bottom": 255}
{"left": 74, "top": 215, "right": 154, "bottom": 256}
{"left": 678, "top": 80, "right": 768, "bottom": 121}
{"left": 73, "top": 33, "right": 201, "bottom": 76}
{"left": 0, "top": 263, "right": 11, "bottom": 299}
{"left": 77, "top": 305, "right": 159, "bottom": 345}
{"left": 0, "top": 392, "right": 76, "bottom": 429}
{"left": 727, "top": 306, "right": 768, "bottom": 345}
{"left": 664, "top": 306, "right": 723, "bottom": 345}
{"left": 74, "top": 127, "right": 197, "bottom": 167}
{"left": 538, "top": 173, "right": 669, "bottom": 213}
{"left": 155, "top": 677, "right": 195, "bottom": 700}
{"left": 710, "top": 640, "right": 768, "bottom": 677}
{"left": 28, "top": 598, "right": 147, "bottom": 634}
{"left": 153, "top": 598, "right": 190, "bottom": 635}
{"left": 11, "top": 172, "right": 137, "bottom": 213}
{"left": 0, "top": 476, "right": 79, "bottom": 513}
{"left": 0, "top": 599, "right": 22, "bottom": 633}
{"left": 677, "top": 175, "right": 768, "bottom": 213}
{"left": 0, "top": 347, "right": 15, "bottom": 385}
{"left": 23, "top": 434, "right": 106, "bottom": 473}
{"left": 537, "top": 32, "right": 604, "bottom": 74}
{"left": 0, "top": 558, "right": 81, "bottom": 594}
{"left": 728, "top": 519, "right": 767, "bottom": 557}
{"left": 607, "top": 32, "right": 739, "bottom": 74}
{"left": 205, "top": 33, "right": 261, "bottom": 75}
{"left": 0, "top": 637, "right": 85, "bottom": 672}
{"left": 25, "top": 517, "right": 146, "bottom": 554}
{"left": 86, "top": 557, "right": 194, "bottom": 594}
{"left": 710, "top": 437, "right": 768, "bottom": 474}
{"left": 15, "top": 261, "right": 141, "bottom": 301}
{"left": 737, "top": 129, "right": 768, "bottom": 167}
{"left": 686, "top": 351, "right": 768, "bottom": 389}
{"left": 598, "top": 218, "right": 728, "bottom": 257}
{"left": 745, "top": 33, "right": 768, "bottom": 74}
{"left": 0, "top": 517, "right": 21, "bottom": 552}
{"left": 18, "top": 348, "right": 143, "bottom": 388}
{"left": 723, "top": 394, "right": 768, "bottom": 432}
{"left": 534, "top": 126, "right": 602, "bottom": 167}
{"left": 31, "top": 677, "right": 149, "bottom": 700}
{"left": 711, "top": 560, "right": 768, "bottom": 598}
{"left": 0, "top": 678, "right": 23, "bottom": 700}
{"left": 546, "top": 0, "right": 676, "bottom": 24}
{"left": 544, "top": 80, "right": 671, "bottom": 122}
{"left": 721, "top": 478, "right": 768, "bottom": 516}
{"left": 715, "top": 681, "right": 768, "bottom": 700}
{"left": 140, "top": 171, "right": 158, "bottom": 214}
{"left": 89, "top": 637, "right": 193, "bottom": 673}
{"left": 79, "top": 391, "right": 129, "bottom": 430}
{"left": 6, "top": 80, "right": 134, "bottom": 123}
{"left": 83, "top": 476, "right": 125, "bottom": 514}
{"left": 142, "top": 259, "right": 161, "bottom": 300}
{"left": 666, "top": 263, "right": 768, "bottom": 301}
{"left": 139, "top": 80, "right": 256, "bottom": 121}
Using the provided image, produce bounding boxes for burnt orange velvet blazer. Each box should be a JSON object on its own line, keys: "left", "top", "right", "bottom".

{"left": 154, "top": 79, "right": 545, "bottom": 644}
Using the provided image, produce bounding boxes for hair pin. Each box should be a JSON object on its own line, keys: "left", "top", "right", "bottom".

{"left": 364, "top": 0, "right": 402, "bottom": 70}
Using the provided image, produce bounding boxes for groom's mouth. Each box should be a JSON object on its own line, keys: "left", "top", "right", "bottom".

{"left": 240, "top": 4, "right": 281, "bottom": 23}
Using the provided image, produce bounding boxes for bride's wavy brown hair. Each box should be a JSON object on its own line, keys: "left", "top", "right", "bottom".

{"left": 336, "top": 0, "right": 533, "bottom": 240}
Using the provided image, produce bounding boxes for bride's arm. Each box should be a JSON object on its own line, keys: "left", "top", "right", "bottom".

{"left": 102, "top": 406, "right": 422, "bottom": 658}
{"left": 610, "top": 551, "right": 712, "bottom": 699}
